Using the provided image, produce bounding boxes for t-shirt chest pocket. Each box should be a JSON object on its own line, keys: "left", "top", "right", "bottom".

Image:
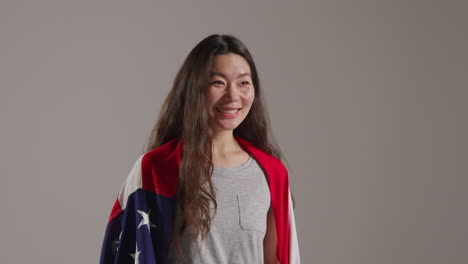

{"left": 236, "top": 192, "right": 268, "bottom": 234}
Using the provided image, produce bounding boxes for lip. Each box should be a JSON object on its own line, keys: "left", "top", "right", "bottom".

{"left": 215, "top": 107, "right": 241, "bottom": 118}
{"left": 217, "top": 106, "right": 242, "bottom": 110}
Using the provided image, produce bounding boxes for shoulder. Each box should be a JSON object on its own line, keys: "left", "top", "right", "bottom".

{"left": 118, "top": 138, "right": 182, "bottom": 201}
{"left": 139, "top": 138, "right": 182, "bottom": 197}
{"left": 235, "top": 136, "right": 288, "bottom": 179}
{"left": 109, "top": 140, "right": 181, "bottom": 222}
{"left": 144, "top": 138, "right": 182, "bottom": 163}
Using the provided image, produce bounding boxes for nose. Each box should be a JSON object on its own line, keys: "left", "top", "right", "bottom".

{"left": 226, "top": 83, "right": 240, "bottom": 101}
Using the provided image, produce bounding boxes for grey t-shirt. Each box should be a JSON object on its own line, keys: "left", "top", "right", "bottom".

{"left": 167, "top": 155, "right": 271, "bottom": 264}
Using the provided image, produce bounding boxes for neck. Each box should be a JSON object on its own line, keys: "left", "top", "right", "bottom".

{"left": 211, "top": 129, "right": 239, "bottom": 155}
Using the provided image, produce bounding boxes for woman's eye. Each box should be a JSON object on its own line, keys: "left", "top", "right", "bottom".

{"left": 241, "top": 81, "right": 250, "bottom": 86}
{"left": 212, "top": 80, "right": 224, "bottom": 85}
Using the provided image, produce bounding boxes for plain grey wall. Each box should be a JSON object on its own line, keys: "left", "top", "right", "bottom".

{"left": 1, "top": 0, "right": 467, "bottom": 263}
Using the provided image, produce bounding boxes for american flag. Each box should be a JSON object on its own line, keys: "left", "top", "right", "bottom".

{"left": 100, "top": 153, "right": 177, "bottom": 264}
{"left": 100, "top": 137, "right": 300, "bottom": 263}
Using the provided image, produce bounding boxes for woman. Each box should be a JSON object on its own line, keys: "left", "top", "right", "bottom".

{"left": 100, "top": 34, "right": 300, "bottom": 264}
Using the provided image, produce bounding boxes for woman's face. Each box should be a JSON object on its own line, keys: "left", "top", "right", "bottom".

{"left": 206, "top": 53, "right": 255, "bottom": 134}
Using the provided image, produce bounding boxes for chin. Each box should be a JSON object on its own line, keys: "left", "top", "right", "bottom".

{"left": 214, "top": 121, "right": 242, "bottom": 132}
{"left": 217, "top": 125, "right": 238, "bottom": 131}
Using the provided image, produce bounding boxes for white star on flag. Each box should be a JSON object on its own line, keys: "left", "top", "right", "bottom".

{"left": 137, "top": 209, "right": 157, "bottom": 232}
{"left": 113, "top": 231, "right": 123, "bottom": 253}
{"left": 130, "top": 243, "right": 141, "bottom": 264}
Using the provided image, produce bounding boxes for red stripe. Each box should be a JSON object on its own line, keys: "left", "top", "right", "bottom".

{"left": 141, "top": 139, "right": 181, "bottom": 197}
{"left": 107, "top": 197, "right": 122, "bottom": 224}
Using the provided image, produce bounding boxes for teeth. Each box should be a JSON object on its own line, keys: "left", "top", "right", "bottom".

{"left": 217, "top": 108, "right": 239, "bottom": 114}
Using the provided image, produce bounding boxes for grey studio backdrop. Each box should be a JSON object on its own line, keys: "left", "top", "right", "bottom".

{"left": 1, "top": 1, "right": 467, "bottom": 263}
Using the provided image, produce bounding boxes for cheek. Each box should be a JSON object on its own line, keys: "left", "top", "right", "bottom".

{"left": 205, "top": 90, "right": 218, "bottom": 107}
{"left": 243, "top": 89, "right": 255, "bottom": 105}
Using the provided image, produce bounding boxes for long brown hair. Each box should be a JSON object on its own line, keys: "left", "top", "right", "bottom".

{"left": 145, "top": 34, "right": 287, "bottom": 252}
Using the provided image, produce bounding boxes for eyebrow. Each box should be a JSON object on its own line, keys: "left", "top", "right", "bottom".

{"left": 210, "top": 72, "right": 252, "bottom": 78}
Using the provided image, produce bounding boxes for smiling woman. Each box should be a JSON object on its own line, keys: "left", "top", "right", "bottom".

{"left": 99, "top": 34, "right": 300, "bottom": 264}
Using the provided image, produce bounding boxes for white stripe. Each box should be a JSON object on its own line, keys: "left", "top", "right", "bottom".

{"left": 117, "top": 154, "right": 144, "bottom": 210}
{"left": 289, "top": 187, "right": 301, "bottom": 263}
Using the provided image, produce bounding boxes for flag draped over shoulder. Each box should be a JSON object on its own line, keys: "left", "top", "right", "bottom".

{"left": 100, "top": 136, "right": 300, "bottom": 263}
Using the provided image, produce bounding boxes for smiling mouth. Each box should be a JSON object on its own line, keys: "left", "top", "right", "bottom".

{"left": 216, "top": 108, "right": 241, "bottom": 113}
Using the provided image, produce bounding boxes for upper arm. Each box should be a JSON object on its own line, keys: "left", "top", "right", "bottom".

{"left": 263, "top": 209, "right": 277, "bottom": 264}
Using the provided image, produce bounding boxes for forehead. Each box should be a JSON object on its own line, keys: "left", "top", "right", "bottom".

{"left": 210, "top": 53, "right": 251, "bottom": 78}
